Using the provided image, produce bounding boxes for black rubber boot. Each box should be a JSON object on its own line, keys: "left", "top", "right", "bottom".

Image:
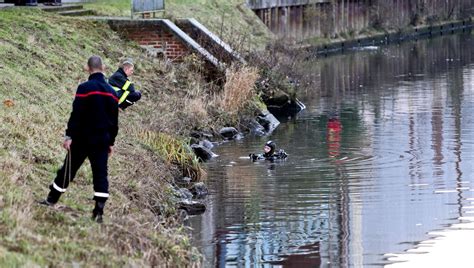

{"left": 39, "top": 189, "right": 61, "bottom": 206}
{"left": 92, "top": 201, "right": 106, "bottom": 223}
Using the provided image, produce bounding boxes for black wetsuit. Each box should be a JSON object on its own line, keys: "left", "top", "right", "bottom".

{"left": 250, "top": 149, "right": 288, "bottom": 161}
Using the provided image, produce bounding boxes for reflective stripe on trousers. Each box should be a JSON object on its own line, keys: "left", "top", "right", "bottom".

{"left": 94, "top": 192, "right": 110, "bottom": 198}
{"left": 112, "top": 80, "right": 132, "bottom": 104}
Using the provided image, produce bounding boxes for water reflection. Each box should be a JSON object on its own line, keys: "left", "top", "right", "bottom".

{"left": 190, "top": 31, "right": 474, "bottom": 267}
{"left": 327, "top": 114, "right": 342, "bottom": 159}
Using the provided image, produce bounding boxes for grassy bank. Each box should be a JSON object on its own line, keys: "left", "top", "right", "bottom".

{"left": 84, "top": 0, "right": 273, "bottom": 50}
{"left": 0, "top": 8, "right": 259, "bottom": 266}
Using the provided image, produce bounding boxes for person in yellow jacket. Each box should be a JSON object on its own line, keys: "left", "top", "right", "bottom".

{"left": 108, "top": 59, "right": 141, "bottom": 110}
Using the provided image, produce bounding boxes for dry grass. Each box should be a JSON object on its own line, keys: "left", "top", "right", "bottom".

{"left": 215, "top": 66, "right": 260, "bottom": 114}
{"left": 184, "top": 97, "right": 209, "bottom": 126}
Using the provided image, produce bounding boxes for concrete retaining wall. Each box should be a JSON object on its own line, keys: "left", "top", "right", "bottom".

{"left": 107, "top": 19, "right": 190, "bottom": 60}
{"left": 248, "top": 0, "right": 474, "bottom": 41}
{"left": 106, "top": 19, "right": 223, "bottom": 72}
{"left": 247, "top": 0, "right": 329, "bottom": 9}
{"left": 62, "top": 0, "right": 93, "bottom": 2}
{"left": 176, "top": 18, "right": 246, "bottom": 66}
{"left": 253, "top": 1, "right": 370, "bottom": 40}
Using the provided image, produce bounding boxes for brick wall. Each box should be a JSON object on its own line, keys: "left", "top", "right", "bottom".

{"left": 109, "top": 20, "right": 189, "bottom": 61}
{"left": 107, "top": 19, "right": 224, "bottom": 74}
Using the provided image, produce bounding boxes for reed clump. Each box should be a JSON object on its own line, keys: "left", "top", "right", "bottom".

{"left": 217, "top": 66, "right": 260, "bottom": 114}
{"left": 140, "top": 131, "right": 206, "bottom": 182}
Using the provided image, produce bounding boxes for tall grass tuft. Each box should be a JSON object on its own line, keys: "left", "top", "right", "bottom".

{"left": 214, "top": 66, "right": 260, "bottom": 114}
{"left": 140, "top": 131, "right": 205, "bottom": 182}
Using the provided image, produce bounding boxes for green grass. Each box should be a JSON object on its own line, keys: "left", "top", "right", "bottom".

{"left": 166, "top": 0, "right": 272, "bottom": 51}
{"left": 141, "top": 131, "right": 205, "bottom": 181}
{"left": 83, "top": 0, "right": 131, "bottom": 17}
{"left": 84, "top": 0, "right": 273, "bottom": 50}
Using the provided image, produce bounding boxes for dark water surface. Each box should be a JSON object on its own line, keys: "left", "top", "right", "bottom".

{"left": 190, "top": 31, "right": 474, "bottom": 267}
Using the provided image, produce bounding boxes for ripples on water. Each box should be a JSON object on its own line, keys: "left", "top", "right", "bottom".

{"left": 190, "top": 31, "right": 474, "bottom": 267}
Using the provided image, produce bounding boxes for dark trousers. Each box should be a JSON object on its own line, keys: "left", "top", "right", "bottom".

{"left": 48, "top": 141, "right": 109, "bottom": 203}
{"left": 119, "top": 91, "right": 141, "bottom": 110}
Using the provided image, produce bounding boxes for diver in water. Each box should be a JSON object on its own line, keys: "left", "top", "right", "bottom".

{"left": 249, "top": 140, "right": 288, "bottom": 161}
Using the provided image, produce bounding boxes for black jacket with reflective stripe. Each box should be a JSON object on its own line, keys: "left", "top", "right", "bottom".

{"left": 109, "top": 68, "right": 135, "bottom": 91}
{"left": 108, "top": 68, "right": 141, "bottom": 109}
{"left": 65, "top": 73, "right": 119, "bottom": 146}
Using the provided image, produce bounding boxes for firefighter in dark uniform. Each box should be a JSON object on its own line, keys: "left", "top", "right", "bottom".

{"left": 108, "top": 59, "right": 141, "bottom": 110}
{"left": 41, "top": 55, "right": 119, "bottom": 223}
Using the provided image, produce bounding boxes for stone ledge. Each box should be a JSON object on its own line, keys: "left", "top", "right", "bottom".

{"left": 246, "top": 0, "right": 330, "bottom": 10}
{"left": 306, "top": 18, "right": 474, "bottom": 56}
{"left": 177, "top": 18, "right": 246, "bottom": 65}
{"left": 0, "top": 3, "right": 14, "bottom": 8}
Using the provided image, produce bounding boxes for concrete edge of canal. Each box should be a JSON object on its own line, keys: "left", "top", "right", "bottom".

{"left": 303, "top": 18, "right": 474, "bottom": 56}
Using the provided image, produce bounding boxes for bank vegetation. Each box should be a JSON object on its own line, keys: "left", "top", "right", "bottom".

{"left": 0, "top": 8, "right": 261, "bottom": 266}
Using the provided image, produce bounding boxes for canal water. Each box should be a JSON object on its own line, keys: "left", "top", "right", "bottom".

{"left": 189, "top": 31, "right": 474, "bottom": 267}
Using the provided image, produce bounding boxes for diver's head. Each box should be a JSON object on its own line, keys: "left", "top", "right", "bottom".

{"left": 264, "top": 140, "right": 276, "bottom": 155}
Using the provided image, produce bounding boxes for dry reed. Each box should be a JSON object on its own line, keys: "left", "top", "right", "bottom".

{"left": 214, "top": 66, "right": 260, "bottom": 114}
